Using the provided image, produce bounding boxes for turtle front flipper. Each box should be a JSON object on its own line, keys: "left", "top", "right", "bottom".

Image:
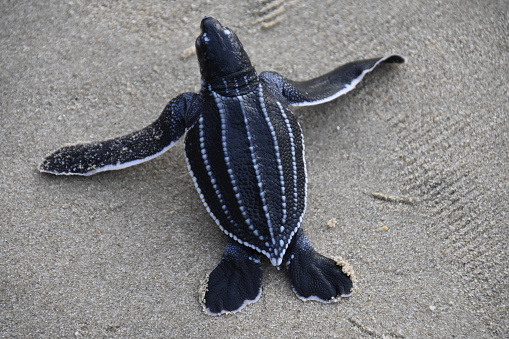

{"left": 202, "top": 239, "right": 262, "bottom": 316}
{"left": 285, "top": 228, "right": 353, "bottom": 302}
{"left": 260, "top": 55, "right": 404, "bottom": 106}
{"left": 39, "top": 93, "right": 199, "bottom": 176}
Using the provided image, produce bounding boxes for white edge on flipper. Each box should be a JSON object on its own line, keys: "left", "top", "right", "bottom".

{"left": 39, "top": 140, "right": 180, "bottom": 176}
{"left": 293, "top": 288, "right": 353, "bottom": 303}
{"left": 199, "top": 271, "right": 263, "bottom": 316}
{"left": 290, "top": 54, "right": 406, "bottom": 107}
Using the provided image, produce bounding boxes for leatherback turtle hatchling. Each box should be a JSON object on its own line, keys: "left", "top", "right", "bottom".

{"left": 40, "top": 17, "right": 404, "bottom": 315}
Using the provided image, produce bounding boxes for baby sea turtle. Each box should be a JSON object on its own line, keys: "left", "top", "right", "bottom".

{"left": 40, "top": 17, "right": 404, "bottom": 315}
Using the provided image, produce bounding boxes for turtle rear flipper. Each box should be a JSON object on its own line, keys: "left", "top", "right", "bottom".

{"left": 285, "top": 229, "right": 353, "bottom": 302}
{"left": 202, "top": 239, "right": 262, "bottom": 315}
{"left": 39, "top": 92, "right": 199, "bottom": 176}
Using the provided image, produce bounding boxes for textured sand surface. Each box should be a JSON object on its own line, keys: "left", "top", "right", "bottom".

{"left": 1, "top": 1, "right": 508, "bottom": 337}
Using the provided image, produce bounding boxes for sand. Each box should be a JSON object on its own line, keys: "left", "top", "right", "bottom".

{"left": 1, "top": 0, "right": 508, "bottom": 337}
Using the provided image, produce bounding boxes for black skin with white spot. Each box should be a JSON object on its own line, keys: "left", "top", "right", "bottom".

{"left": 39, "top": 17, "right": 404, "bottom": 315}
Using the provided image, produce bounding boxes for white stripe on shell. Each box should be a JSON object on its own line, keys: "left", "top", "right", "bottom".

{"left": 298, "top": 117, "right": 308, "bottom": 229}
{"left": 186, "top": 155, "right": 219, "bottom": 228}
{"left": 222, "top": 78, "right": 229, "bottom": 93}
{"left": 234, "top": 79, "right": 240, "bottom": 96}
{"left": 257, "top": 84, "right": 288, "bottom": 265}
{"left": 258, "top": 84, "right": 287, "bottom": 240}
{"left": 210, "top": 92, "right": 240, "bottom": 227}
{"left": 276, "top": 101, "right": 296, "bottom": 223}
{"left": 185, "top": 116, "right": 220, "bottom": 227}
{"left": 272, "top": 101, "right": 306, "bottom": 265}
{"left": 290, "top": 55, "right": 400, "bottom": 107}
{"left": 213, "top": 91, "right": 253, "bottom": 229}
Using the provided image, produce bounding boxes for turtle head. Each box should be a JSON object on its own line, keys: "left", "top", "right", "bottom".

{"left": 195, "top": 17, "right": 254, "bottom": 83}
